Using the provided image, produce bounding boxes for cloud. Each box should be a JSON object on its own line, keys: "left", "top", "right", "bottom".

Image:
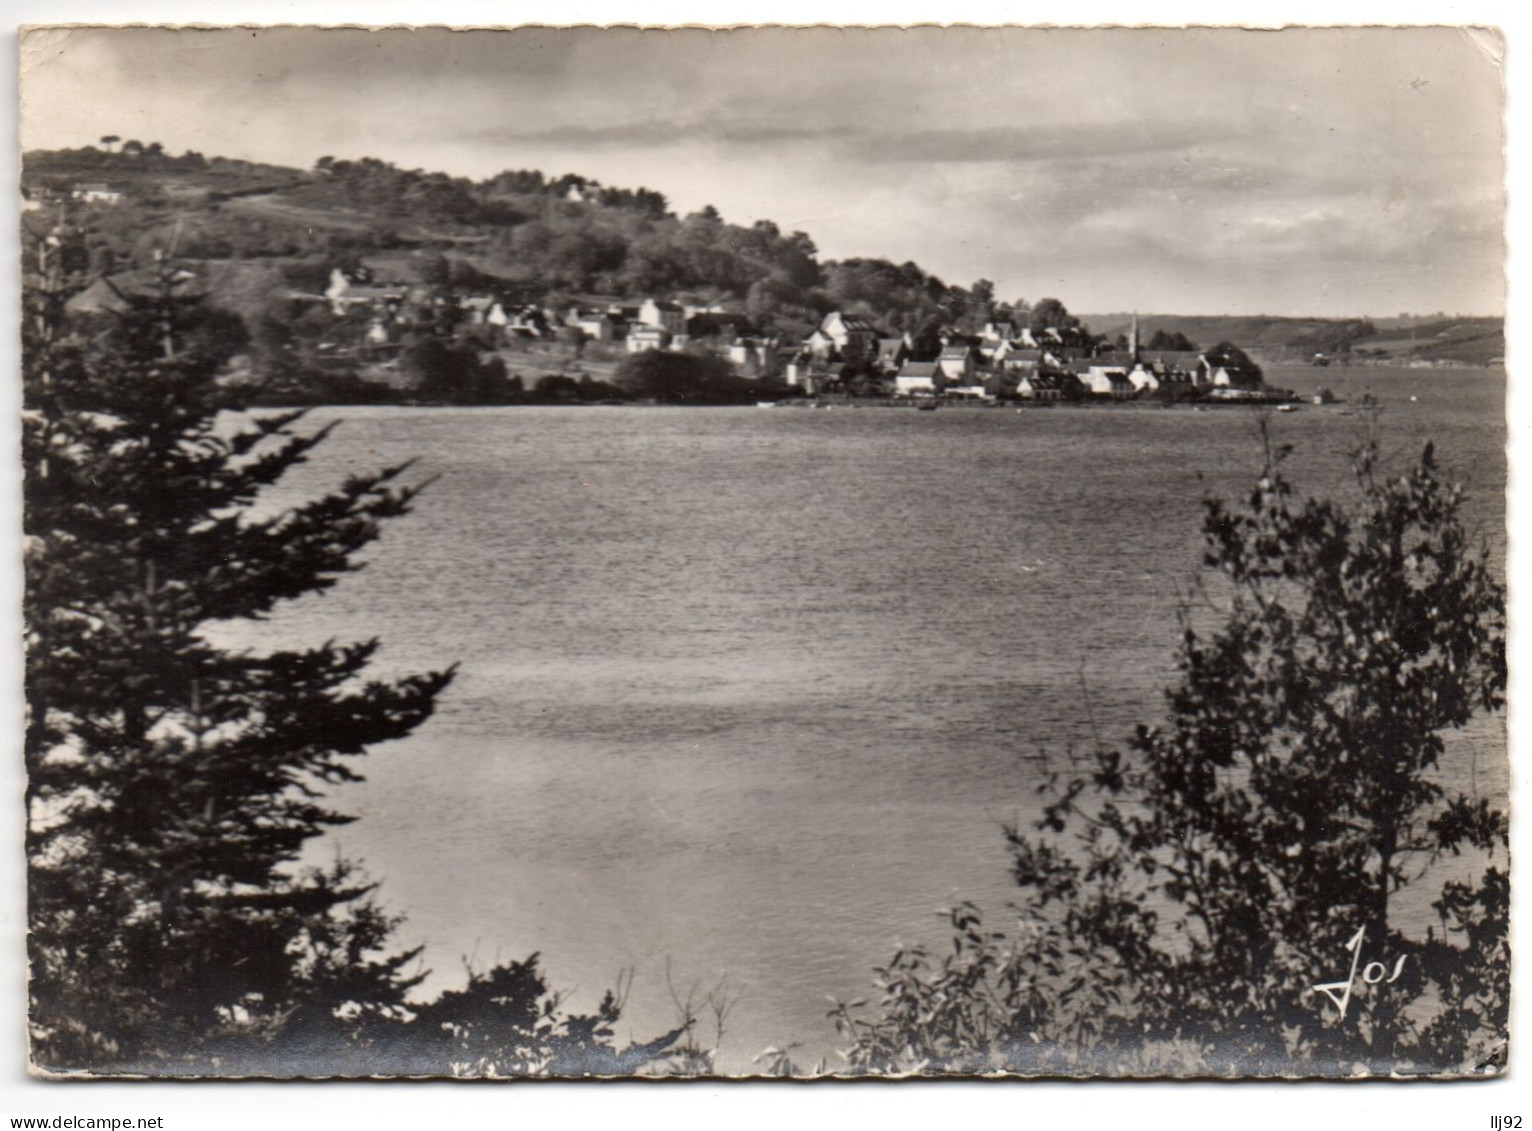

{"left": 462, "top": 121, "right": 856, "bottom": 151}
{"left": 845, "top": 121, "right": 1248, "bottom": 166}
{"left": 18, "top": 25, "right": 1505, "bottom": 316}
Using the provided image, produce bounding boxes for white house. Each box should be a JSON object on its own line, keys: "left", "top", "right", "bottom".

{"left": 1208, "top": 360, "right": 1262, "bottom": 389}
{"left": 785, "top": 357, "right": 850, "bottom": 395}
{"left": 817, "top": 311, "right": 881, "bottom": 362}
{"left": 875, "top": 337, "right": 907, "bottom": 372}
{"left": 626, "top": 325, "right": 670, "bottom": 354}
{"left": 70, "top": 182, "right": 123, "bottom": 205}
{"left": 935, "top": 344, "right": 979, "bottom": 384}
{"left": 639, "top": 298, "right": 686, "bottom": 335}
{"left": 996, "top": 345, "right": 1043, "bottom": 373}
{"left": 324, "top": 269, "right": 407, "bottom": 316}
{"left": 728, "top": 336, "right": 778, "bottom": 373}
{"left": 324, "top": 268, "right": 356, "bottom": 313}
{"left": 980, "top": 318, "right": 1019, "bottom": 344}
{"left": 894, "top": 361, "right": 942, "bottom": 396}
{"left": 575, "top": 309, "right": 623, "bottom": 342}
{"left": 1128, "top": 365, "right": 1163, "bottom": 393}
{"left": 459, "top": 295, "right": 497, "bottom": 324}
{"left": 804, "top": 328, "right": 838, "bottom": 359}
{"left": 1081, "top": 352, "right": 1150, "bottom": 394}
{"left": 947, "top": 383, "right": 991, "bottom": 401}
{"left": 1137, "top": 350, "right": 1207, "bottom": 386}
{"left": 504, "top": 305, "right": 552, "bottom": 338}
{"left": 1075, "top": 368, "right": 1137, "bottom": 399}
{"left": 1017, "top": 373, "right": 1066, "bottom": 401}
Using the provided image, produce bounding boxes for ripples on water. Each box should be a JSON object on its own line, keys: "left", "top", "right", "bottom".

{"left": 225, "top": 366, "right": 1505, "bottom": 1071}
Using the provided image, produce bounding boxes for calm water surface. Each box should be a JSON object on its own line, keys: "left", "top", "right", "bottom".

{"left": 231, "top": 365, "right": 1506, "bottom": 1071}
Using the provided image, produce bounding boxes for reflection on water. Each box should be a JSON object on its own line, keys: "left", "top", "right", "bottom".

{"left": 223, "top": 366, "right": 1505, "bottom": 1071}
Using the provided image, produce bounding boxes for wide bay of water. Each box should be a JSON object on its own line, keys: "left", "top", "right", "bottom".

{"left": 230, "top": 365, "right": 1506, "bottom": 1071}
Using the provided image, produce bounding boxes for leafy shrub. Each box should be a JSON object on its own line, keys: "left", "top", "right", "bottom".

{"left": 833, "top": 432, "right": 1506, "bottom": 1077}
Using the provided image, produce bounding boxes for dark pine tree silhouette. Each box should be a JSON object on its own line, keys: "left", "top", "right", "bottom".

{"left": 24, "top": 249, "right": 454, "bottom": 1073}
{"left": 24, "top": 243, "right": 687, "bottom": 1079}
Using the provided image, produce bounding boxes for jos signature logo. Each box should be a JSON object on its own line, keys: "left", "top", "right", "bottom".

{"left": 1312, "top": 927, "right": 1407, "bottom": 1019}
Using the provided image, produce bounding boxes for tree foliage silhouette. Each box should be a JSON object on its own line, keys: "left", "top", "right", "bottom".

{"left": 24, "top": 251, "right": 456, "bottom": 1070}
{"left": 1206, "top": 340, "right": 1264, "bottom": 384}
{"left": 834, "top": 430, "right": 1506, "bottom": 1077}
{"left": 23, "top": 247, "right": 684, "bottom": 1077}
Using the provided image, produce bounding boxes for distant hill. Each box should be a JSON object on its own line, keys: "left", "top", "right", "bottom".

{"left": 24, "top": 145, "right": 304, "bottom": 201}
{"left": 22, "top": 144, "right": 981, "bottom": 346}
{"left": 1085, "top": 312, "right": 1503, "bottom": 366}
{"left": 1345, "top": 318, "right": 1503, "bottom": 366}
{"left": 25, "top": 144, "right": 1502, "bottom": 372}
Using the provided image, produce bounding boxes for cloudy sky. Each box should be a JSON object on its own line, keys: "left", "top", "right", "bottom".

{"left": 20, "top": 25, "right": 1506, "bottom": 317}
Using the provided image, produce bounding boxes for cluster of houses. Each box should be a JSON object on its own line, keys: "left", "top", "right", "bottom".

{"left": 549, "top": 298, "right": 779, "bottom": 371}
{"left": 785, "top": 312, "right": 1262, "bottom": 400}
{"left": 33, "top": 179, "right": 1273, "bottom": 400}
{"left": 320, "top": 269, "right": 782, "bottom": 372}
{"left": 63, "top": 252, "right": 1256, "bottom": 400}
{"left": 319, "top": 266, "right": 1263, "bottom": 400}
{"left": 21, "top": 183, "right": 125, "bottom": 213}
{"left": 70, "top": 182, "right": 126, "bottom": 205}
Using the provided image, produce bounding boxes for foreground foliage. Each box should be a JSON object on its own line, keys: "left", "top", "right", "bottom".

{"left": 23, "top": 247, "right": 679, "bottom": 1076}
{"left": 833, "top": 432, "right": 1507, "bottom": 1077}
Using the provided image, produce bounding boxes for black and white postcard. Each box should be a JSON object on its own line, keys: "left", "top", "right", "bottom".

{"left": 18, "top": 24, "right": 1509, "bottom": 1080}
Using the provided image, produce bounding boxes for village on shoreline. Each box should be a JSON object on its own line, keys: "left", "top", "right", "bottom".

{"left": 28, "top": 152, "right": 1499, "bottom": 410}
{"left": 65, "top": 257, "right": 1319, "bottom": 409}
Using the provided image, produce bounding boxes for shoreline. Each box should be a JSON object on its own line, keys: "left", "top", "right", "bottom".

{"left": 246, "top": 363, "right": 1501, "bottom": 412}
